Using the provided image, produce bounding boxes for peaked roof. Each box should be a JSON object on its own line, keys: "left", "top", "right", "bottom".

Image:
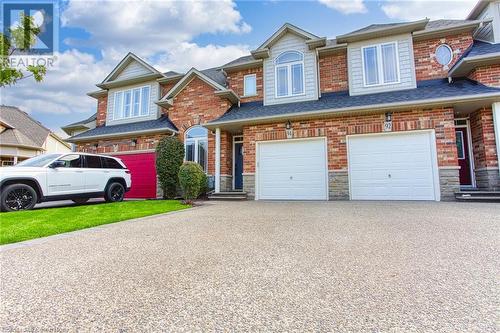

{"left": 99, "top": 52, "right": 164, "bottom": 87}
{"left": 449, "top": 41, "right": 500, "bottom": 76}
{"left": 61, "top": 113, "right": 97, "bottom": 135}
{"left": 0, "top": 106, "right": 51, "bottom": 148}
{"left": 467, "top": 0, "right": 491, "bottom": 19}
{"left": 337, "top": 19, "right": 429, "bottom": 43}
{"left": 157, "top": 67, "right": 238, "bottom": 107}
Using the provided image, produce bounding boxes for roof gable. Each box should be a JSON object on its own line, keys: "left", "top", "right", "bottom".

{"left": 100, "top": 52, "right": 162, "bottom": 84}
{"left": 157, "top": 68, "right": 238, "bottom": 107}
{"left": 0, "top": 106, "right": 50, "bottom": 147}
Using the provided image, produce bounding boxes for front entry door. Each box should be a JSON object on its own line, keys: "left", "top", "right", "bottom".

{"left": 455, "top": 127, "right": 473, "bottom": 186}
{"left": 234, "top": 142, "right": 243, "bottom": 190}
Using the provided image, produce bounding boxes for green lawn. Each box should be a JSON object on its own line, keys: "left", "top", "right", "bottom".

{"left": 0, "top": 200, "right": 189, "bottom": 245}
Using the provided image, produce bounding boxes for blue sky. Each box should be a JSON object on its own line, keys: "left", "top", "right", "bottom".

{"left": 3, "top": 0, "right": 477, "bottom": 136}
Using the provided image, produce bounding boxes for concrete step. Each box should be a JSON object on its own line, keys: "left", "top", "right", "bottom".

{"left": 208, "top": 191, "right": 247, "bottom": 201}
{"left": 455, "top": 190, "right": 500, "bottom": 201}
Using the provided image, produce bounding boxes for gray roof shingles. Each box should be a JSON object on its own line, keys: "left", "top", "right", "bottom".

{"left": 0, "top": 106, "right": 50, "bottom": 147}
{"left": 463, "top": 40, "right": 500, "bottom": 57}
{"left": 63, "top": 113, "right": 97, "bottom": 128}
{"left": 69, "top": 115, "right": 178, "bottom": 140}
{"left": 345, "top": 19, "right": 473, "bottom": 36}
{"left": 210, "top": 79, "right": 500, "bottom": 124}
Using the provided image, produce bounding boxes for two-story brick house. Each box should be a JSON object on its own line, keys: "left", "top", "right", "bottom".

{"left": 64, "top": 1, "right": 500, "bottom": 201}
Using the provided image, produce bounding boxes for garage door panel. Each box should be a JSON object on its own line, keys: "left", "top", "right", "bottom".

{"left": 348, "top": 132, "right": 438, "bottom": 201}
{"left": 258, "top": 139, "right": 328, "bottom": 200}
{"left": 116, "top": 153, "right": 157, "bottom": 199}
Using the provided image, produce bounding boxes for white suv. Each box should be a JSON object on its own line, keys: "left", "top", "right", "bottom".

{"left": 0, "top": 153, "right": 132, "bottom": 212}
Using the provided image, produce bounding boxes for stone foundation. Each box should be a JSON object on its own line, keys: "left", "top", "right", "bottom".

{"left": 474, "top": 167, "right": 500, "bottom": 190}
{"left": 439, "top": 168, "right": 460, "bottom": 201}
{"left": 220, "top": 175, "right": 233, "bottom": 192}
{"left": 243, "top": 174, "right": 255, "bottom": 199}
{"left": 328, "top": 171, "right": 349, "bottom": 200}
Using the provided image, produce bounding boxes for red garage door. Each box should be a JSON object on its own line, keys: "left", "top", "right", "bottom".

{"left": 116, "top": 153, "right": 157, "bottom": 199}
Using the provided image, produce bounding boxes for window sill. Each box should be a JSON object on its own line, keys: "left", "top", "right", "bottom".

{"left": 242, "top": 94, "right": 259, "bottom": 98}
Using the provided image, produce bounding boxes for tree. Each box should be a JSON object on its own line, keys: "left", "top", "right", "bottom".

{"left": 178, "top": 162, "right": 205, "bottom": 204}
{"left": 1, "top": 13, "right": 47, "bottom": 87}
{"left": 155, "top": 136, "right": 185, "bottom": 199}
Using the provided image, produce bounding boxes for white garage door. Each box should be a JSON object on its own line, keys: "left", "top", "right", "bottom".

{"left": 348, "top": 131, "right": 439, "bottom": 201}
{"left": 257, "top": 138, "right": 328, "bottom": 200}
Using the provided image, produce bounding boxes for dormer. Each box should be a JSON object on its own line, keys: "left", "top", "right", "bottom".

{"left": 96, "top": 53, "right": 164, "bottom": 126}
{"left": 339, "top": 19, "right": 428, "bottom": 96}
{"left": 251, "top": 23, "right": 326, "bottom": 105}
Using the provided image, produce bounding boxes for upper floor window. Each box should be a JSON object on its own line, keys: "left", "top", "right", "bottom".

{"left": 185, "top": 126, "right": 208, "bottom": 172}
{"left": 362, "top": 42, "right": 399, "bottom": 87}
{"left": 435, "top": 44, "right": 453, "bottom": 66}
{"left": 275, "top": 51, "right": 304, "bottom": 98}
{"left": 243, "top": 74, "right": 257, "bottom": 96}
{"left": 113, "top": 85, "right": 150, "bottom": 120}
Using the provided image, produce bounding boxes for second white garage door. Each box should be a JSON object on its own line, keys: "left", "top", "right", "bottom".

{"left": 257, "top": 138, "right": 328, "bottom": 200}
{"left": 348, "top": 131, "right": 439, "bottom": 201}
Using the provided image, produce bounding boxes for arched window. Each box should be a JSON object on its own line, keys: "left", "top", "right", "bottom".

{"left": 275, "top": 51, "right": 304, "bottom": 98}
{"left": 185, "top": 126, "right": 208, "bottom": 171}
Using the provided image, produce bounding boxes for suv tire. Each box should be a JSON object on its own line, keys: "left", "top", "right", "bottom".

{"left": 105, "top": 182, "right": 125, "bottom": 203}
{"left": 72, "top": 198, "right": 90, "bottom": 204}
{"left": 1, "top": 184, "right": 38, "bottom": 212}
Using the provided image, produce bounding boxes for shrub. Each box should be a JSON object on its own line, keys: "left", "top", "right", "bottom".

{"left": 199, "top": 172, "right": 209, "bottom": 197}
{"left": 178, "top": 162, "right": 205, "bottom": 203}
{"left": 156, "top": 136, "right": 185, "bottom": 199}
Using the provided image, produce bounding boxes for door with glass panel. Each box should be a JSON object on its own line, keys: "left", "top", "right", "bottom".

{"left": 184, "top": 126, "right": 208, "bottom": 171}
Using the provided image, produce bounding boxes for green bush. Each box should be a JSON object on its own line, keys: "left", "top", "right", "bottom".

{"left": 156, "top": 136, "right": 185, "bottom": 199}
{"left": 178, "top": 162, "right": 205, "bottom": 203}
{"left": 199, "top": 172, "right": 209, "bottom": 197}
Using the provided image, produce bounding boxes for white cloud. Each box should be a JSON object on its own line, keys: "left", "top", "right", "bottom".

{"left": 381, "top": 0, "right": 476, "bottom": 21}
{"left": 62, "top": 0, "right": 251, "bottom": 57}
{"left": 2, "top": 50, "right": 112, "bottom": 118}
{"left": 318, "top": 0, "right": 367, "bottom": 14}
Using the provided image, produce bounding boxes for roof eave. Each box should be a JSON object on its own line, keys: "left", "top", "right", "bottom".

{"left": 214, "top": 90, "right": 240, "bottom": 104}
{"left": 337, "top": 18, "right": 429, "bottom": 43}
{"left": 87, "top": 90, "right": 108, "bottom": 99}
{"left": 467, "top": 0, "right": 490, "bottom": 20}
{"left": 306, "top": 37, "right": 327, "bottom": 50}
{"left": 413, "top": 20, "right": 483, "bottom": 41}
{"left": 222, "top": 59, "right": 263, "bottom": 72}
{"left": 206, "top": 92, "right": 500, "bottom": 129}
{"left": 449, "top": 52, "right": 500, "bottom": 76}
{"left": 66, "top": 127, "right": 178, "bottom": 143}
{"left": 250, "top": 48, "right": 270, "bottom": 59}
{"left": 317, "top": 43, "right": 348, "bottom": 56}
{"left": 97, "top": 73, "right": 163, "bottom": 89}
{"left": 157, "top": 74, "right": 184, "bottom": 84}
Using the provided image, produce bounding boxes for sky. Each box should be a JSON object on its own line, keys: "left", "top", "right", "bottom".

{"left": 1, "top": 0, "right": 479, "bottom": 137}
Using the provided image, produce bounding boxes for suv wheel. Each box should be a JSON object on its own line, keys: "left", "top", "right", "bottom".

{"left": 72, "top": 198, "right": 90, "bottom": 205}
{"left": 1, "top": 184, "right": 38, "bottom": 212}
{"left": 105, "top": 182, "right": 125, "bottom": 203}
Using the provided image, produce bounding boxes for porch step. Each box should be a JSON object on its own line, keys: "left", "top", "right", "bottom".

{"left": 208, "top": 191, "right": 247, "bottom": 201}
{"left": 455, "top": 190, "right": 500, "bottom": 201}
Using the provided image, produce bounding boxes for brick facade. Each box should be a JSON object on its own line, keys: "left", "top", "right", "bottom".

{"left": 413, "top": 33, "right": 473, "bottom": 81}
{"left": 468, "top": 64, "right": 500, "bottom": 87}
{"left": 96, "top": 96, "right": 108, "bottom": 127}
{"left": 226, "top": 67, "right": 264, "bottom": 103}
{"left": 319, "top": 51, "right": 348, "bottom": 93}
{"left": 76, "top": 133, "right": 164, "bottom": 154}
{"left": 470, "top": 107, "right": 499, "bottom": 169}
{"left": 242, "top": 108, "right": 457, "bottom": 174}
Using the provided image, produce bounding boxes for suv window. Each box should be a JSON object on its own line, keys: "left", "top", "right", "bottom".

{"left": 85, "top": 155, "right": 102, "bottom": 168}
{"left": 102, "top": 157, "right": 124, "bottom": 169}
{"left": 57, "top": 154, "right": 83, "bottom": 168}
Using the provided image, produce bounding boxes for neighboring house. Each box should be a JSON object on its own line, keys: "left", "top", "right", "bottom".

{"left": 0, "top": 106, "right": 72, "bottom": 166}
{"left": 65, "top": 0, "right": 500, "bottom": 201}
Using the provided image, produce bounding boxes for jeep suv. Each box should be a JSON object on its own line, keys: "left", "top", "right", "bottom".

{"left": 0, "top": 153, "right": 132, "bottom": 212}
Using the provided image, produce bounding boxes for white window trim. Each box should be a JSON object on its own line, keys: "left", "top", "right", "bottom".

{"left": 435, "top": 44, "right": 453, "bottom": 66}
{"left": 361, "top": 41, "right": 401, "bottom": 88}
{"left": 274, "top": 51, "right": 306, "bottom": 99}
{"left": 184, "top": 126, "right": 208, "bottom": 172}
{"left": 243, "top": 74, "right": 257, "bottom": 97}
{"left": 112, "top": 85, "right": 151, "bottom": 120}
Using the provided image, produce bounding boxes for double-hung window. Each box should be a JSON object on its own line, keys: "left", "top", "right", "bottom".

{"left": 362, "top": 42, "right": 399, "bottom": 86}
{"left": 275, "top": 51, "right": 304, "bottom": 98}
{"left": 113, "top": 85, "right": 150, "bottom": 120}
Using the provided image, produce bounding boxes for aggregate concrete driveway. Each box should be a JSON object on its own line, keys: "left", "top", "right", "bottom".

{"left": 1, "top": 201, "right": 499, "bottom": 332}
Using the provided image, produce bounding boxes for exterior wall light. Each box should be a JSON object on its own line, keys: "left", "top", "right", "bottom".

{"left": 285, "top": 120, "right": 293, "bottom": 139}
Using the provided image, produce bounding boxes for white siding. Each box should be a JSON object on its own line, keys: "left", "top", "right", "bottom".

{"left": 106, "top": 81, "right": 160, "bottom": 126}
{"left": 348, "top": 33, "right": 416, "bottom": 96}
{"left": 114, "top": 60, "right": 152, "bottom": 81}
{"left": 263, "top": 33, "right": 318, "bottom": 105}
